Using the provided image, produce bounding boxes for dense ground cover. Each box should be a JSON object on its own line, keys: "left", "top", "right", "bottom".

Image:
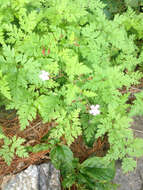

{"left": 0, "top": 0, "right": 143, "bottom": 189}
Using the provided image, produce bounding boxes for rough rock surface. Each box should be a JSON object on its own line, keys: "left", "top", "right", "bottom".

{"left": 113, "top": 116, "right": 143, "bottom": 190}
{"left": 114, "top": 158, "right": 143, "bottom": 190}
{"left": 1, "top": 162, "right": 61, "bottom": 190}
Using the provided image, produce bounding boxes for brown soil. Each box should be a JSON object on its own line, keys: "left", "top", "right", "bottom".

{"left": 0, "top": 113, "right": 109, "bottom": 189}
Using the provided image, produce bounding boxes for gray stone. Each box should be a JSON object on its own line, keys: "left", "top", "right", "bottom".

{"left": 2, "top": 162, "right": 61, "bottom": 190}
{"left": 131, "top": 116, "right": 143, "bottom": 139}
{"left": 38, "top": 163, "right": 61, "bottom": 190}
{"left": 113, "top": 159, "right": 143, "bottom": 190}
{"left": 113, "top": 116, "right": 143, "bottom": 190}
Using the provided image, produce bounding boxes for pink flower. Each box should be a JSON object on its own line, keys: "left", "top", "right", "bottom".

{"left": 89, "top": 104, "right": 100, "bottom": 116}
{"left": 47, "top": 48, "right": 50, "bottom": 54}
{"left": 39, "top": 70, "right": 50, "bottom": 81}
{"left": 42, "top": 48, "right": 45, "bottom": 56}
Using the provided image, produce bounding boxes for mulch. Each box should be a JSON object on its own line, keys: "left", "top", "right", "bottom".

{"left": 0, "top": 113, "right": 109, "bottom": 189}
{"left": 0, "top": 115, "right": 51, "bottom": 187}
{"left": 0, "top": 78, "right": 143, "bottom": 189}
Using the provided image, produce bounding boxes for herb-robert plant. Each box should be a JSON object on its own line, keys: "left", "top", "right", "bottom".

{"left": 0, "top": 0, "right": 143, "bottom": 174}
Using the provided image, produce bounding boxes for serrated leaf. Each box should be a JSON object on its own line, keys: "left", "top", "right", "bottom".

{"left": 65, "top": 84, "right": 80, "bottom": 105}
{"left": 35, "top": 95, "right": 59, "bottom": 122}
{"left": 0, "top": 135, "right": 28, "bottom": 165}
{"left": 17, "top": 104, "right": 37, "bottom": 130}
{"left": 62, "top": 174, "right": 76, "bottom": 188}
{"left": 50, "top": 145, "right": 74, "bottom": 171}
{"left": 122, "top": 158, "right": 137, "bottom": 173}
{"left": 127, "top": 138, "right": 143, "bottom": 157}
{"left": 0, "top": 71, "right": 11, "bottom": 100}
{"left": 80, "top": 157, "right": 115, "bottom": 181}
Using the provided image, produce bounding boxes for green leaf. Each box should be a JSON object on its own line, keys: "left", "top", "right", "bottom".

{"left": 77, "top": 173, "right": 96, "bottom": 190}
{"left": 95, "top": 182, "right": 118, "bottom": 190}
{"left": 0, "top": 135, "right": 28, "bottom": 165}
{"left": 0, "top": 71, "right": 11, "bottom": 100}
{"left": 81, "top": 156, "right": 105, "bottom": 168}
{"left": 26, "top": 143, "right": 50, "bottom": 153}
{"left": 129, "top": 91, "right": 143, "bottom": 116}
{"left": 62, "top": 174, "right": 76, "bottom": 188}
{"left": 81, "top": 167, "right": 115, "bottom": 181}
{"left": 122, "top": 157, "right": 137, "bottom": 173}
{"left": 127, "top": 138, "right": 143, "bottom": 157}
{"left": 35, "top": 95, "right": 59, "bottom": 122}
{"left": 63, "top": 51, "right": 91, "bottom": 81}
{"left": 50, "top": 145, "right": 74, "bottom": 171}
{"left": 0, "top": 132, "right": 5, "bottom": 139}
{"left": 80, "top": 157, "right": 115, "bottom": 181}
{"left": 17, "top": 103, "right": 37, "bottom": 130}
{"left": 65, "top": 84, "right": 80, "bottom": 105}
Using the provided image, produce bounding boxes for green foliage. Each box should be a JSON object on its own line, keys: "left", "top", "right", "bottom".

{"left": 121, "top": 158, "right": 137, "bottom": 173}
{"left": 129, "top": 91, "right": 143, "bottom": 116}
{"left": 50, "top": 145, "right": 116, "bottom": 190}
{"left": 0, "top": 129, "right": 28, "bottom": 165}
{"left": 26, "top": 143, "right": 51, "bottom": 153}
{"left": 0, "top": 70, "right": 11, "bottom": 100}
{"left": 0, "top": 1, "right": 143, "bottom": 187}
{"left": 49, "top": 108, "right": 82, "bottom": 145}
{"left": 50, "top": 145, "right": 74, "bottom": 171}
{"left": 101, "top": 0, "right": 142, "bottom": 20}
